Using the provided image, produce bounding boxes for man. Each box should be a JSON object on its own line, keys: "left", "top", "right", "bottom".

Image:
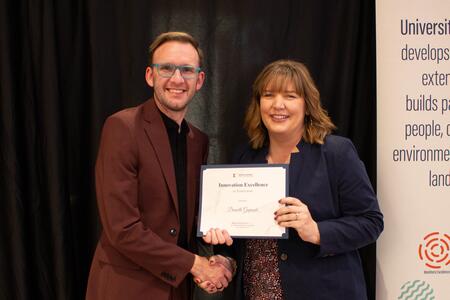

{"left": 86, "top": 32, "right": 231, "bottom": 300}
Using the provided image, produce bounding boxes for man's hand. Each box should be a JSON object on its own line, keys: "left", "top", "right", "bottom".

{"left": 209, "top": 255, "right": 235, "bottom": 274}
{"left": 194, "top": 255, "right": 235, "bottom": 293}
{"left": 202, "top": 228, "right": 233, "bottom": 246}
{"left": 190, "top": 255, "right": 232, "bottom": 294}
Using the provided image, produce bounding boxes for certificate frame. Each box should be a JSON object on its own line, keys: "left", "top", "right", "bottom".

{"left": 196, "top": 164, "right": 289, "bottom": 239}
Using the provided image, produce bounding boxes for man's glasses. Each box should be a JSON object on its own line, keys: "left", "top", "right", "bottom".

{"left": 151, "top": 63, "right": 201, "bottom": 79}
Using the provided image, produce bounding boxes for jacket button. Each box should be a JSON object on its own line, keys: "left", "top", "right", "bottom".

{"left": 280, "top": 253, "right": 288, "bottom": 261}
{"left": 169, "top": 228, "right": 177, "bottom": 237}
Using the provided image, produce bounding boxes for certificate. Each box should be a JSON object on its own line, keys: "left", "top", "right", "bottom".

{"left": 197, "top": 164, "right": 289, "bottom": 239}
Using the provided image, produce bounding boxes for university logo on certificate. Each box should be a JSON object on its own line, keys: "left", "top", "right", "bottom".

{"left": 197, "top": 164, "right": 289, "bottom": 239}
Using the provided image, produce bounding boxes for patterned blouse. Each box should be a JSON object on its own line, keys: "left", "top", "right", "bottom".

{"left": 243, "top": 239, "right": 284, "bottom": 299}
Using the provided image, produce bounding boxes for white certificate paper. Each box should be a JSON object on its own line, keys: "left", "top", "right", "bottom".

{"left": 197, "top": 164, "right": 289, "bottom": 238}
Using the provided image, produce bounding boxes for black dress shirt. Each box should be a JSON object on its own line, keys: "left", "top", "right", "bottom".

{"left": 159, "top": 110, "right": 189, "bottom": 249}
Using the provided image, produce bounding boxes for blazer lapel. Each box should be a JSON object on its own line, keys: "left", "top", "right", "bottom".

{"left": 142, "top": 99, "right": 179, "bottom": 218}
{"left": 289, "top": 139, "right": 309, "bottom": 196}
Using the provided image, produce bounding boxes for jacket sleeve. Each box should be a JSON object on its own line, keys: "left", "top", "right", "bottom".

{"left": 95, "top": 115, "right": 194, "bottom": 287}
{"left": 317, "top": 137, "right": 384, "bottom": 256}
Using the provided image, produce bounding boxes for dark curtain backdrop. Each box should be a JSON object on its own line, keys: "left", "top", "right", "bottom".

{"left": 0, "top": 0, "right": 377, "bottom": 299}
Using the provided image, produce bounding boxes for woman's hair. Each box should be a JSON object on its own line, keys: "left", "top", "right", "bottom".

{"left": 244, "top": 59, "right": 336, "bottom": 149}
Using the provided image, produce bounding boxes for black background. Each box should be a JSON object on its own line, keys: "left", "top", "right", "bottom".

{"left": 0, "top": 1, "right": 377, "bottom": 299}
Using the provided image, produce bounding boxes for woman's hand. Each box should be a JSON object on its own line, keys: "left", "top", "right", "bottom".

{"left": 275, "top": 197, "right": 321, "bottom": 245}
{"left": 193, "top": 255, "right": 235, "bottom": 294}
{"left": 202, "top": 228, "right": 233, "bottom": 246}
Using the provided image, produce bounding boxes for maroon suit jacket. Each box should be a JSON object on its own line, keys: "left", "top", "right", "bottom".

{"left": 86, "top": 99, "right": 208, "bottom": 300}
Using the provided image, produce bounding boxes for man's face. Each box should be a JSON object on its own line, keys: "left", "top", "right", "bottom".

{"left": 145, "top": 41, "right": 205, "bottom": 119}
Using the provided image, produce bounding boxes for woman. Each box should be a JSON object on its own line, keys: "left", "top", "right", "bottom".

{"left": 201, "top": 59, "right": 383, "bottom": 299}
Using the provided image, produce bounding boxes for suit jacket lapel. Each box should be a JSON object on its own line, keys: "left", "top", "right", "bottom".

{"left": 142, "top": 99, "right": 179, "bottom": 218}
{"left": 289, "top": 139, "right": 309, "bottom": 196}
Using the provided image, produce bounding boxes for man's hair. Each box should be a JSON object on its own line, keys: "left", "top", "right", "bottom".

{"left": 148, "top": 32, "right": 203, "bottom": 67}
{"left": 244, "top": 59, "right": 336, "bottom": 149}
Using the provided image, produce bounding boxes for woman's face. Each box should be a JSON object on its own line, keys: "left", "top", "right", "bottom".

{"left": 260, "top": 81, "right": 306, "bottom": 141}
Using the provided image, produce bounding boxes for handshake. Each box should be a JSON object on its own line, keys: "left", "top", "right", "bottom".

{"left": 190, "top": 229, "right": 235, "bottom": 294}
{"left": 190, "top": 254, "right": 236, "bottom": 294}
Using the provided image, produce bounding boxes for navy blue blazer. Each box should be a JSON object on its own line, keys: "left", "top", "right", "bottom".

{"left": 223, "top": 135, "right": 383, "bottom": 300}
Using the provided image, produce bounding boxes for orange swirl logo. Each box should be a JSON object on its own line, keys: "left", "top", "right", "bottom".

{"left": 418, "top": 232, "right": 450, "bottom": 269}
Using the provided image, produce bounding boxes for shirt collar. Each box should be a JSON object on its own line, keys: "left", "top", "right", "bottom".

{"left": 158, "top": 108, "right": 189, "bottom": 134}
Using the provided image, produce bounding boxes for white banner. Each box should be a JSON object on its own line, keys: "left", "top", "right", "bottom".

{"left": 376, "top": 0, "right": 450, "bottom": 299}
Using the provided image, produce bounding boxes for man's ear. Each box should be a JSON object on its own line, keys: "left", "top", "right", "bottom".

{"left": 195, "top": 71, "right": 206, "bottom": 91}
{"left": 145, "top": 66, "right": 154, "bottom": 87}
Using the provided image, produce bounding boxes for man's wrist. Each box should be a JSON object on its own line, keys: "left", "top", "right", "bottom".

{"left": 190, "top": 255, "right": 204, "bottom": 276}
